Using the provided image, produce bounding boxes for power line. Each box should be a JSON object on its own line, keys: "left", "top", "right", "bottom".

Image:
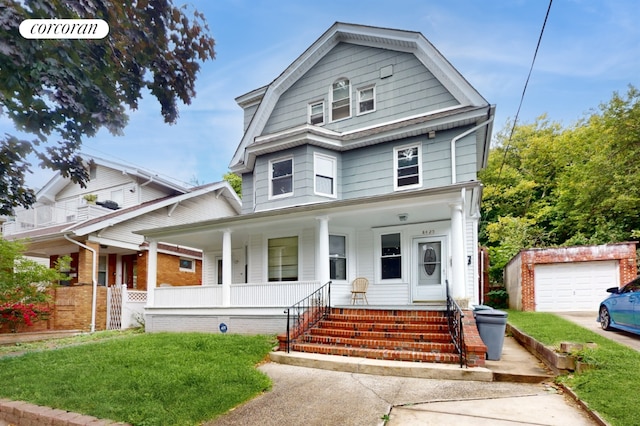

{"left": 498, "top": 0, "right": 553, "bottom": 178}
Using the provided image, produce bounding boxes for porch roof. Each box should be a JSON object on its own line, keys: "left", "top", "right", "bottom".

{"left": 135, "top": 181, "right": 482, "bottom": 251}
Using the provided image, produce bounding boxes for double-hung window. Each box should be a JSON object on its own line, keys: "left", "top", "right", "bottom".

{"left": 270, "top": 157, "right": 293, "bottom": 198}
{"left": 309, "top": 101, "right": 324, "bottom": 125}
{"left": 314, "top": 153, "right": 336, "bottom": 197}
{"left": 268, "top": 236, "right": 298, "bottom": 281}
{"left": 331, "top": 78, "right": 351, "bottom": 121}
{"left": 329, "top": 235, "right": 347, "bottom": 280}
{"left": 381, "top": 233, "right": 401, "bottom": 280}
{"left": 394, "top": 145, "right": 422, "bottom": 190}
{"left": 357, "top": 86, "right": 375, "bottom": 114}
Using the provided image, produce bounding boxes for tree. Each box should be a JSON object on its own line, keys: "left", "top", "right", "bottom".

{"left": 223, "top": 172, "right": 242, "bottom": 197}
{"left": 480, "top": 86, "right": 640, "bottom": 283}
{"left": 0, "top": 0, "right": 216, "bottom": 215}
{"left": 0, "top": 239, "right": 69, "bottom": 332}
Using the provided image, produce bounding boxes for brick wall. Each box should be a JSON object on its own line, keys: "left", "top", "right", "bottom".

{"left": 137, "top": 251, "right": 202, "bottom": 290}
{"left": 513, "top": 242, "right": 638, "bottom": 311}
{"left": 52, "top": 285, "right": 108, "bottom": 332}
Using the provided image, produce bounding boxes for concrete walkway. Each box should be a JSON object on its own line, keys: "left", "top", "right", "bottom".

{"left": 207, "top": 337, "right": 598, "bottom": 426}
{"left": 556, "top": 311, "right": 640, "bottom": 352}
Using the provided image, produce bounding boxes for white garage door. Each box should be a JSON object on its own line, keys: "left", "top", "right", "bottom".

{"left": 535, "top": 261, "right": 619, "bottom": 312}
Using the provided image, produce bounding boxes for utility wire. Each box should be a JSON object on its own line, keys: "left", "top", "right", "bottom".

{"left": 498, "top": 0, "right": 553, "bottom": 178}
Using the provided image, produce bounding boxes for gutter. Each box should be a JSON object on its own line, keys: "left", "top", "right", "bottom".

{"left": 64, "top": 234, "right": 97, "bottom": 333}
{"left": 451, "top": 114, "right": 494, "bottom": 184}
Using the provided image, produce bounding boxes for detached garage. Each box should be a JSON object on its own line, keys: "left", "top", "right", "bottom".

{"left": 504, "top": 243, "right": 637, "bottom": 312}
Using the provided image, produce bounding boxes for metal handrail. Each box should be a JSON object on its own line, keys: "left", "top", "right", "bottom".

{"left": 284, "top": 281, "right": 331, "bottom": 353}
{"left": 446, "top": 280, "right": 466, "bottom": 368}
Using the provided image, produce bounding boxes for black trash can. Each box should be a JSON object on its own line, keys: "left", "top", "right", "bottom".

{"left": 475, "top": 309, "right": 508, "bottom": 361}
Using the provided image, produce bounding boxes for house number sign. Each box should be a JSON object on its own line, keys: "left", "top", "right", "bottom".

{"left": 421, "top": 229, "right": 436, "bottom": 235}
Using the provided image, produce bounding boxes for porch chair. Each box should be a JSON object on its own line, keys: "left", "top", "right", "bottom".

{"left": 350, "top": 277, "right": 369, "bottom": 305}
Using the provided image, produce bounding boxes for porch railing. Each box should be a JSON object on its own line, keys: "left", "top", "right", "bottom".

{"left": 445, "top": 280, "right": 466, "bottom": 368}
{"left": 284, "top": 281, "right": 331, "bottom": 353}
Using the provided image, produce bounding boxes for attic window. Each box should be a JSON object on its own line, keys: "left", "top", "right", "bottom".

{"left": 89, "top": 164, "right": 97, "bottom": 180}
{"left": 309, "top": 101, "right": 324, "bottom": 125}
{"left": 357, "top": 86, "right": 375, "bottom": 114}
{"left": 331, "top": 78, "right": 351, "bottom": 121}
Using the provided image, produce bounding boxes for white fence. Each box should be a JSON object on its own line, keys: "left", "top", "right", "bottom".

{"left": 107, "top": 285, "right": 147, "bottom": 330}
{"left": 153, "top": 281, "right": 321, "bottom": 308}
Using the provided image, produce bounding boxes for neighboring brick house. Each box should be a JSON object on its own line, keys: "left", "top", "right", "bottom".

{"left": 2, "top": 155, "right": 241, "bottom": 332}
{"left": 504, "top": 242, "right": 638, "bottom": 312}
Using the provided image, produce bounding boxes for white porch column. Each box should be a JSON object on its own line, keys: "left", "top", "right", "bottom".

{"left": 449, "top": 202, "right": 466, "bottom": 301}
{"left": 146, "top": 239, "right": 158, "bottom": 308}
{"left": 222, "top": 229, "right": 232, "bottom": 307}
{"left": 316, "top": 216, "right": 330, "bottom": 285}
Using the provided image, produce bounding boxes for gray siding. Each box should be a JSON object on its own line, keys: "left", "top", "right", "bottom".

{"left": 262, "top": 43, "right": 458, "bottom": 135}
{"left": 249, "top": 127, "right": 478, "bottom": 210}
{"left": 252, "top": 146, "right": 342, "bottom": 211}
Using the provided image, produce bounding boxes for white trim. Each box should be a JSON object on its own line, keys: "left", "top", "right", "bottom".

{"left": 313, "top": 153, "right": 337, "bottom": 198}
{"left": 330, "top": 77, "right": 351, "bottom": 122}
{"left": 264, "top": 232, "right": 301, "bottom": 282}
{"left": 375, "top": 230, "right": 405, "bottom": 284}
{"left": 308, "top": 100, "right": 325, "bottom": 125}
{"left": 268, "top": 156, "right": 294, "bottom": 200}
{"left": 179, "top": 257, "right": 196, "bottom": 273}
{"left": 357, "top": 84, "right": 376, "bottom": 115}
{"left": 393, "top": 143, "right": 423, "bottom": 191}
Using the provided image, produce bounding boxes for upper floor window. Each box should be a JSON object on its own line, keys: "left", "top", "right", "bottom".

{"left": 270, "top": 157, "right": 293, "bottom": 198}
{"left": 309, "top": 101, "right": 324, "bottom": 125}
{"left": 357, "top": 86, "right": 375, "bottom": 114}
{"left": 314, "top": 153, "right": 336, "bottom": 197}
{"left": 394, "top": 145, "right": 422, "bottom": 190}
{"left": 331, "top": 78, "right": 351, "bottom": 121}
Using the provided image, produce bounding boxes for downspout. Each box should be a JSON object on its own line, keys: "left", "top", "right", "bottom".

{"left": 64, "top": 234, "right": 97, "bottom": 333}
{"left": 451, "top": 115, "right": 494, "bottom": 184}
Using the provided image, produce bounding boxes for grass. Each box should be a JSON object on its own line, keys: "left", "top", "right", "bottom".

{"left": 507, "top": 310, "right": 640, "bottom": 426}
{"left": 0, "top": 330, "right": 275, "bottom": 425}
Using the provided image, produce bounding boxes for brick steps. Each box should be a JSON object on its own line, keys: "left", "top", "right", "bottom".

{"left": 288, "top": 308, "right": 461, "bottom": 364}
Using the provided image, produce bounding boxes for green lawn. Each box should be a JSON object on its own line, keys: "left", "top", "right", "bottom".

{"left": 0, "top": 331, "right": 275, "bottom": 425}
{"left": 507, "top": 310, "right": 640, "bottom": 426}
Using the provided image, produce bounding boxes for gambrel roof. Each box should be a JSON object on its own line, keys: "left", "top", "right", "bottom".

{"left": 230, "top": 22, "right": 492, "bottom": 173}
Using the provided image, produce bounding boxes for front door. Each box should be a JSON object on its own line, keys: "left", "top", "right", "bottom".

{"left": 412, "top": 237, "right": 446, "bottom": 302}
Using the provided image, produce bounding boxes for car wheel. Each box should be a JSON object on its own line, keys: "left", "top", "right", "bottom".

{"left": 600, "top": 306, "right": 612, "bottom": 331}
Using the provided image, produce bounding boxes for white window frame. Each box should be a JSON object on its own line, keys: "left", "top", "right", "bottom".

{"left": 377, "top": 232, "right": 403, "bottom": 282}
{"left": 266, "top": 234, "right": 300, "bottom": 282}
{"left": 330, "top": 78, "right": 351, "bottom": 122}
{"left": 393, "top": 144, "right": 423, "bottom": 191}
{"left": 357, "top": 85, "right": 376, "bottom": 115}
{"left": 308, "top": 100, "right": 325, "bottom": 125}
{"left": 269, "top": 156, "right": 294, "bottom": 199}
{"left": 179, "top": 257, "right": 196, "bottom": 273}
{"left": 313, "top": 153, "right": 337, "bottom": 198}
{"left": 329, "top": 234, "right": 347, "bottom": 281}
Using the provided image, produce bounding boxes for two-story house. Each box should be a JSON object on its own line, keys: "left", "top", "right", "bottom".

{"left": 139, "top": 22, "right": 495, "bottom": 339}
{"left": 2, "top": 154, "right": 240, "bottom": 332}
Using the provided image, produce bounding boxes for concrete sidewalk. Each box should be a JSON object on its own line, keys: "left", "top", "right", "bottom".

{"left": 207, "top": 337, "right": 598, "bottom": 426}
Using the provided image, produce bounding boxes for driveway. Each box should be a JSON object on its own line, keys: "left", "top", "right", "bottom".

{"left": 556, "top": 311, "right": 640, "bottom": 351}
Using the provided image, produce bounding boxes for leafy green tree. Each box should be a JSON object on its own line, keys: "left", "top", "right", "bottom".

{"left": 480, "top": 86, "right": 640, "bottom": 283}
{"left": 223, "top": 172, "right": 242, "bottom": 197}
{"left": 0, "top": 239, "right": 69, "bottom": 331}
{"left": 0, "top": 0, "right": 216, "bottom": 215}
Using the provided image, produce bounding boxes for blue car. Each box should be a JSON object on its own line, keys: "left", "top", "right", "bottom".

{"left": 598, "top": 276, "right": 640, "bottom": 335}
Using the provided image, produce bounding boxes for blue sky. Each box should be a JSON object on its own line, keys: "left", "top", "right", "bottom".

{"left": 4, "top": 0, "right": 639, "bottom": 189}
